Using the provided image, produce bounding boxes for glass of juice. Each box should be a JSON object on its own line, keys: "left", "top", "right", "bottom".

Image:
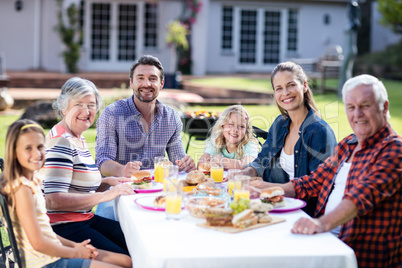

{"left": 163, "top": 165, "right": 179, "bottom": 192}
{"left": 233, "top": 175, "right": 250, "bottom": 201}
{"left": 210, "top": 157, "right": 224, "bottom": 182}
{"left": 165, "top": 182, "right": 183, "bottom": 220}
{"left": 154, "top": 156, "right": 168, "bottom": 183}
{"left": 227, "top": 169, "right": 242, "bottom": 197}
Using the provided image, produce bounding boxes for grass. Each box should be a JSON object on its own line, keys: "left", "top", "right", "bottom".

{"left": 0, "top": 79, "right": 402, "bottom": 163}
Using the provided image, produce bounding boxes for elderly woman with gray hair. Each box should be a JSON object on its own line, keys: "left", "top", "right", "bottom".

{"left": 42, "top": 77, "right": 134, "bottom": 257}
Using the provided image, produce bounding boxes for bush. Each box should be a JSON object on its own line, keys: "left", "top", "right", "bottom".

{"left": 355, "top": 41, "right": 402, "bottom": 79}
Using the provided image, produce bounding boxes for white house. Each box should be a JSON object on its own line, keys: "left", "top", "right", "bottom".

{"left": 0, "top": 0, "right": 398, "bottom": 75}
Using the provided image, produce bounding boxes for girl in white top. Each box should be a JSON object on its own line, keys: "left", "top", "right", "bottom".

{"left": 198, "top": 105, "right": 260, "bottom": 170}
{"left": 0, "top": 119, "right": 131, "bottom": 268}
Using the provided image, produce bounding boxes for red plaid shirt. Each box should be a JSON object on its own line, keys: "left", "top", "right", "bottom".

{"left": 293, "top": 123, "right": 402, "bottom": 268}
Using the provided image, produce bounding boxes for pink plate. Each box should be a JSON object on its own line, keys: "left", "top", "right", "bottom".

{"left": 270, "top": 197, "right": 306, "bottom": 213}
{"left": 134, "top": 196, "right": 185, "bottom": 212}
{"left": 134, "top": 183, "right": 163, "bottom": 194}
{"left": 134, "top": 196, "right": 165, "bottom": 211}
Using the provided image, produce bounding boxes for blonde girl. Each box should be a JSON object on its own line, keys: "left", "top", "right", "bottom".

{"left": 197, "top": 105, "right": 260, "bottom": 170}
{"left": 0, "top": 119, "right": 131, "bottom": 268}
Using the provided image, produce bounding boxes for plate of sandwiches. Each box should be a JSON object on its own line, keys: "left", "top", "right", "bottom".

{"left": 129, "top": 170, "right": 163, "bottom": 193}
{"left": 259, "top": 186, "right": 306, "bottom": 213}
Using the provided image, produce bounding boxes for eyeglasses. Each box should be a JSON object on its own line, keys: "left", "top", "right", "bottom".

{"left": 74, "top": 103, "right": 97, "bottom": 111}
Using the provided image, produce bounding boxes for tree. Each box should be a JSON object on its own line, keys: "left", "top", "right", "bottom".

{"left": 377, "top": 0, "right": 402, "bottom": 34}
{"left": 54, "top": 0, "right": 83, "bottom": 73}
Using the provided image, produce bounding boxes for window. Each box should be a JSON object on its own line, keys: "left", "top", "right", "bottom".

{"left": 287, "top": 9, "right": 298, "bottom": 52}
{"left": 144, "top": 3, "right": 158, "bottom": 48}
{"left": 118, "top": 4, "right": 137, "bottom": 61}
{"left": 91, "top": 3, "right": 111, "bottom": 60}
{"left": 239, "top": 10, "right": 257, "bottom": 63}
{"left": 263, "top": 11, "right": 281, "bottom": 64}
{"left": 221, "top": 6, "right": 233, "bottom": 51}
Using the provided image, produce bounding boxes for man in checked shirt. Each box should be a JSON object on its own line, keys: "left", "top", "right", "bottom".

{"left": 251, "top": 74, "right": 402, "bottom": 268}
{"left": 94, "top": 55, "right": 196, "bottom": 220}
{"left": 96, "top": 55, "right": 196, "bottom": 176}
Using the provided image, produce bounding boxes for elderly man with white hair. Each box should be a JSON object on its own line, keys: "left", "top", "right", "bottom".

{"left": 251, "top": 74, "right": 402, "bottom": 268}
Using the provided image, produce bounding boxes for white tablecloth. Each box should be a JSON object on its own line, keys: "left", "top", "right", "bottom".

{"left": 115, "top": 188, "right": 357, "bottom": 268}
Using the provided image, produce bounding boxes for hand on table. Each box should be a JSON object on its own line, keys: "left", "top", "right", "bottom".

{"left": 104, "top": 176, "right": 132, "bottom": 186}
{"left": 175, "top": 155, "right": 196, "bottom": 172}
{"left": 122, "top": 161, "right": 142, "bottom": 178}
{"left": 291, "top": 217, "right": 325, "bottom": 235}
{"left": 107, "top": 183, "right": 135, "bottom": 200}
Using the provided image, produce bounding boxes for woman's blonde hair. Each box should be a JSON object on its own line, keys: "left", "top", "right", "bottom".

{"left": 0, "top": 119, "right": 45, "bottom": 208}
{"left": 208, "top": 105, "right": 258, "bottom": 159}
{"left": 270, "top": 61, "right": 320, "bottom": 119}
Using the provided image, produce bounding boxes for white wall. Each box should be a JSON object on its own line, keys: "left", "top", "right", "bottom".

{"left": 202, "top": 1, "right": 349, "bottom": 74}
{"left": 370, "top": 1, "right": 402, "bottom": 52}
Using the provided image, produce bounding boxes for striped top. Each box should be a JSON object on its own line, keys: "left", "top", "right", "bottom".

{"left": 43, "top": 124, "right": 101, "bottom": 224}
{"left": 10, "top": 176, "right": 61, "bottom": 268}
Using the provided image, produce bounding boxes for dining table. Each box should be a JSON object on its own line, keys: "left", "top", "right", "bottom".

{"left": 115, "top": 172, "right": 357, "bottom": 268}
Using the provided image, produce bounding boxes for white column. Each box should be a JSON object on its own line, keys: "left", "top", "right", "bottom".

{"left": 33, "top": 0, "right": 42, "bottom": 69}
{"left": 191, "top": 0, "right": 210, "bottom": 76}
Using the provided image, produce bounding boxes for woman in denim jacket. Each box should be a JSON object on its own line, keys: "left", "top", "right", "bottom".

{"left": 243, "top": 62, "right": 337, "bottom": 216}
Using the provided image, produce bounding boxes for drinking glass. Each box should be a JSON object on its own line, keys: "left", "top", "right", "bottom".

{"left": 163, "top": 165, "right": 179, "bottom": 192}
{"left": 233, "top": 175, "right": 250, "bottom": 201}
{"left": 165, "top": 182, "right": 183, "bottom": 220}
{"left": 154, "top": 156, "right": 168, "bottom": 183}
{"left": 227, "top": 169, "right": 242, "bottom": 197}
{"left": 210, "top": 157, "right": 224, "bottom": 182}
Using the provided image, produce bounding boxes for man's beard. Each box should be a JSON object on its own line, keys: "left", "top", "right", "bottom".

{"left": 134, "top": 88, "right": 157, "bottom": 103}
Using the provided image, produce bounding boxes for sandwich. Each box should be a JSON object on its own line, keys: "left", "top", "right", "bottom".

{"left": 186, "top": 170, "right": 206, "bottom": 185}
{"left": 231, "top": 209, "right": 258, "bottom": 228}
{"left": 249, "top": 199, "right": 273, "bottom": 223}
{"left": 153, "top": 195, "right": 166, "bottom": 208}
{"left": 260, "top": 187, "right": 286, "bottom": 208}
{"left": 205, "top": 207, "right": 234, "bottom": 227}
{"left": 198, "top": 162, "right": 211, "bottom": 175}
{"left": 131, "top": 170, "right": 153, "bottom": 189}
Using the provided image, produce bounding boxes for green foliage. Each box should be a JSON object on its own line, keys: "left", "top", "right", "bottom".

{"left": 54, "top": 0, "right": 83, "bottom": 73}
{"left": 377, "top": 0, "right": 402, "bottom": 34}
{"left": 166, "top": 20, "right": 189, "bottom": 50}
{"left": 355, "top": 41, "right": 402, "bottom": 78}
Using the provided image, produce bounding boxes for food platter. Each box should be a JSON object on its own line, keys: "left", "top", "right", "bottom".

{"left": 270, "top": 197, "right": 306, "bottom": 213}
{"left": 197, "top": 216, "right": 285, "bottom": 233}
{"left": 134, "top": 196, "right": 184, "bottom": 212}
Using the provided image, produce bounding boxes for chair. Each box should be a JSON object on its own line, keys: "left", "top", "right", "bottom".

{"left": 291, "top": 45, "right": 343, "bottom": 94}
{"left": 0, "top": 157, "right": 23, "bottom": 268}
{"left": 252, "top": 126, "right": 267, "bottom": 141}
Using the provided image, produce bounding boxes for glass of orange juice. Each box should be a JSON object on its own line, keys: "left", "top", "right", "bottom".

{"left": 163, "top": 165, "right": 179, "bottom": 192}
{"left": 227, "top": 169, "right": 242, "bottom": 197}
{"left": 154, "top": 156, "right": 168, "bottom": 183}
{"left": 233, "top": 175, "right": 250, "bottom": 201}
{"left": 165, "top": 182, "right": 183, "bottom": 220}
{"left": 210, "top": 157, "right": 224, "bottom": 182}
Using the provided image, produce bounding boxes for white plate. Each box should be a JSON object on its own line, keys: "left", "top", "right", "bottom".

{"left": 270, "top": 197, "right": 306, "bottom": 213}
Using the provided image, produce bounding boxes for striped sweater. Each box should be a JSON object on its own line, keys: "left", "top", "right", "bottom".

{"left": 43, "top": 124, "right": 101, "bottom": 224}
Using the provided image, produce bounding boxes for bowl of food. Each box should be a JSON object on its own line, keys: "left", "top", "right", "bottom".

{"left": 185, "top": 195, "right": 229, "bottom": 219}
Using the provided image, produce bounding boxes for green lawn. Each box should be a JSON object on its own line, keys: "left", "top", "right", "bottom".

{"left": 0, "top": 79, "right": 401, "bottom": 163}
